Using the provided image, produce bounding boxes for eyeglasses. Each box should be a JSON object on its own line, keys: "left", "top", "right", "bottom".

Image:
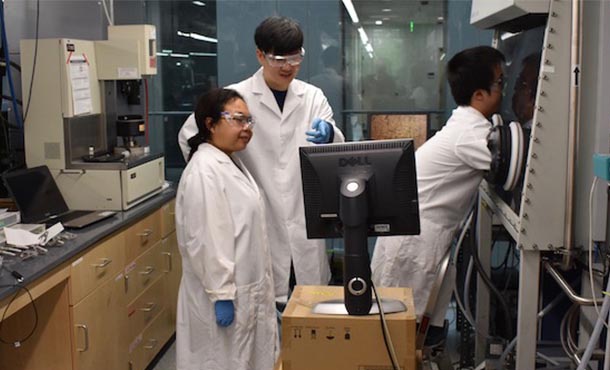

{"left": 220, "top": 111, "right": 255, "bottom": 129}
{"left": 264, "top": 48, "right": 305, "bottom": 68}
{"left": 491, "top": 76, "right": 506, "bottom": 91}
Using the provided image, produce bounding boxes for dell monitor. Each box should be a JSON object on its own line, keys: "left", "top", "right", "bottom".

{"left": 299, "top": 139, "right": 420, "bottom": 315}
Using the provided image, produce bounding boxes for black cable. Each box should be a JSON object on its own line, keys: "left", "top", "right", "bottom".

{"left": 469, "top": 239, "right": 514, "bottom": 339}
{"left": 371, "top": 282, "right": 399, "bottom": 370}
{"left": 0, "top": 59, "right": 21, "bottom": 72}
{"left": 23, "top": 0, "right": 40, "bottom": 124}
{"left": 491, "top": 239, "right": 511, "bottom": 270}
{"left": 0, "top": 272, "right": 39, "bottom": 346}
{"left": 1, "top": 95, "right": 21, "bottom": 106}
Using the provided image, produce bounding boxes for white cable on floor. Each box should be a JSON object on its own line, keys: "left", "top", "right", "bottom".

{"left": 577, "top": 275, "right": 610, "bottom": 370}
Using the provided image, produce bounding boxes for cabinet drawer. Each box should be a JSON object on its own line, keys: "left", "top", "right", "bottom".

{"left": 161, "top": 233, "right": 181, "bottom": 324}
{"left": 125, "top": 240, "right": 164, "bottom": 304}
{"left": 125, "top": 210, "right": 161, "bottom": 262}
{"left": 70, "top": 232, "right": 125, "bottom": 304}
{"left": 72, "top": 273, "right": 128, "bottom": 370}
{"left": 129, "top": 308, "right": 174, "bottom": 370}
{"left": 127, "top": 274, "right": 165, "bottom": 338}
{"left": 160, "top": 199, "right": 176, "bottom": 238}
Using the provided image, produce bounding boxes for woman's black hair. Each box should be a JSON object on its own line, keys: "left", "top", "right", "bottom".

{"left": 447, "top": 46, "right": 506, "bottom": 106}
{"left": 187, "top": 88, "right": 245, "bottom": 161}
{"left": 254, "top": 16, "right": 303, "bottom": 55}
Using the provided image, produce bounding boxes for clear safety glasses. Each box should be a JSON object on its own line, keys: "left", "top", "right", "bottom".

{"left": 220, "top": 111, "right": 255, "bottom": 129}
{"left": 491, "top": 76, "right": 507, "bottom": 91}
{"left": 264, "top": 48, "right": 305, "bottom": 68}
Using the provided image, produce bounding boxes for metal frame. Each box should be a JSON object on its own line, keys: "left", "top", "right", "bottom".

{"left": 474, "top": 0, "right": 575, "bottom": 368}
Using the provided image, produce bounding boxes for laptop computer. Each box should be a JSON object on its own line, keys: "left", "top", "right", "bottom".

{"left": 2, "top": 165, "right": 116, "bottom": 229}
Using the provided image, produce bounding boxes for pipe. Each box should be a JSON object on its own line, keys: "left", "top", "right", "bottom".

{"left": 544, "top": 262, "right": 598, "bottom": 306}
{"left": 562, "top": 0, "right": 583, "bottom": 269}
{"left": 577, "top": 276, "right": 610, "bottom": 370}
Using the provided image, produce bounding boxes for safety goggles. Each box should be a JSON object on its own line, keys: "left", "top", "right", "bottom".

{"left": 264, "top": 48, "right": 305, "bottom": 68}
{"left": 220, "top": 111, "right": 255, "bottom": 129}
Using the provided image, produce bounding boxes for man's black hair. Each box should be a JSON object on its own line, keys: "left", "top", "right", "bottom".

{"left": 447, "top": 46, "right": 506, "bottom": 106}
{"left": 254, "top": 16, "right": 303, "bottom": 55}
{"left": 187, "top": 88, "right": 244, "bottom": 161}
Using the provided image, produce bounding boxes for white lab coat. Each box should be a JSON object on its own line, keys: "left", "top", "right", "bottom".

{"left": 371, "top": 106, "right": 492, "bottom": 325}
{"left": 179, "top": 68, "right": 345, "bottom": 298}
{"left": 175, "top": 143, "right": 278, "bottom": 370}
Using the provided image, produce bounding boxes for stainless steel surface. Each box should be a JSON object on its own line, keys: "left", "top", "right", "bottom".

{"left": 562, "top": 0, "right": 583, "bottom": 269}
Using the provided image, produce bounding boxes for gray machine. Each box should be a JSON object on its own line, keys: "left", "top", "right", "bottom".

{"left": 20, "top": 25, "right": 165, "bottom": 211}
{"left": 468, "top": 0, "right": 610, "bottom": 369}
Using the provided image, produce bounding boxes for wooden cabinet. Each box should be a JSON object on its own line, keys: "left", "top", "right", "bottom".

{"left": 127, "top": 199, "right": 179, "bottom": 370}
{"left": 69, "top": 232, "right": 125, "bottom": 304}
{"left": 0, "top": 198, "right": 179, "bottom": 370}
{"left": 70, "top": 231, "right": 128, "bottom": 370}
{"left": 71, "top": 273, "right": 128, "bottom": 370}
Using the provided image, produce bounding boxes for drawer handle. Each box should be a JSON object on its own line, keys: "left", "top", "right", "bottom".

{"left": 143, "top": 338, "right": 158, "bottom": 350}
{"left": 91, "top": 258, "right": 112, "bottom": 268}
{"left": 139, "top": 302, "right": 157, "bottom": 312}
{"left": 162, "top": 252, "right": 172, "bottom": 272}
{"left": 139, "top": 266, "right": 155, "bottom": 276}
{"left": 76, "top": 324, "right": 89, "bottom": 352}
{"left": 137, "top": 229, "right": 153, "bottom": 238}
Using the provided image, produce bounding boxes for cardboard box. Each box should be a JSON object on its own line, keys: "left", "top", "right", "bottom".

{"left": 281, "top": 285, "right": 416, "bottom": 370}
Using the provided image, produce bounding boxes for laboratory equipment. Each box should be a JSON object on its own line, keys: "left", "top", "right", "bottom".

{"left": 19, "top": 25, "right": 163, "bottom": 211}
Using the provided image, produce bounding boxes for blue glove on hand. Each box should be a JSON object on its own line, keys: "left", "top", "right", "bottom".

{"left": 306, "top": 118, "right": 333, "bottom": 144}
{"left": 214, "top": 300, "right": 235, "bottom": 327}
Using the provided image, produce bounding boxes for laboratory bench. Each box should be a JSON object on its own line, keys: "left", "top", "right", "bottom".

{"left": 0, "top": 185, "right": 180, "bottom": 370}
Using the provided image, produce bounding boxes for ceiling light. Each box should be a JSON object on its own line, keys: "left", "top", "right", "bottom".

{"left": 382, "top": 8, "right": 392, "bottom": 12}
{"left": 375, "top": 20, "right": 383, "bottom": 25}
{"left": 177, "top": 30, "right": 218, "bottom": 43}
{"left": 357, "top": 27, "right": 369, "bottom": 45}
{"left": 192, "top": 1, "right": 206, "bottom": 6}
{"left": 500, "top": 32, "right": 520, "bottom": 41}
{"left": 342, "top": 0, "right": 360, "bottom": 24}
{"left": 189, "top": 52, "right": 217, "bottom": 57}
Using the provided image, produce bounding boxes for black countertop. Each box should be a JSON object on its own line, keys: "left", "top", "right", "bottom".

{"left": 0, "top": 185, "right": 177, "bottom": 302}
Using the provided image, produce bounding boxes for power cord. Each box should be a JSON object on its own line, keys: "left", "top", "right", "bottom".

{"left": 0, "top": 266, "right": 38, "bottom": 347}
{"left": 371, "top": 282, "right": 400, "bottom": 370}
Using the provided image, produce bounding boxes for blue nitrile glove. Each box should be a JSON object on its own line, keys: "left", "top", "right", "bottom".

{"left": 214, "top": 300, "right": 235, "bottom": 327}
{"left": 306, "top": 118, "right": 333, "bottom": 144}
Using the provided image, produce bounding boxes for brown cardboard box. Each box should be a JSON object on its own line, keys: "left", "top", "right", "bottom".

{"left": 281, "top": 286, "right": 416, "bottom": 370}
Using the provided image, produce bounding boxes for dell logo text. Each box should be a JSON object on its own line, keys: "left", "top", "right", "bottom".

{"left": 339, "top": 157, "right": 372, "bottom": 167}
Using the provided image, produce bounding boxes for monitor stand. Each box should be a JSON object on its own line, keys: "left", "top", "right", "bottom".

{"left": 312, "top": 298, "right": 406, "bottom": 315}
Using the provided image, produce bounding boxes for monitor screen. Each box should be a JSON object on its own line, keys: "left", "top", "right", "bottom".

{"left": 300, "top": 139, "right": 420, "bottom": 239}
{"left": 300, "top": 139, "right": 420, "bottom": 315}
{"left": 3, "top": 165, "right": 69, "bottom": 223}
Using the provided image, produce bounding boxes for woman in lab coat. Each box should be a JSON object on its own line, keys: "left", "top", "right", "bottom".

{"left": 175, "top": 88, "right": 278, "bottom": 370}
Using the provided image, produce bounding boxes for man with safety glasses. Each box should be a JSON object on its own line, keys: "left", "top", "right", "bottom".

{"left": 178, "top": 16, "right": 345, "bottom": 307}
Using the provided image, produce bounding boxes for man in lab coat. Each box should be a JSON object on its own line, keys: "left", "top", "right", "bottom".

{"left": 179, "top": 16, "right": 345, "bottom": 303}
{"left": 371, "top": 46, "right": 506, "bottom": 333}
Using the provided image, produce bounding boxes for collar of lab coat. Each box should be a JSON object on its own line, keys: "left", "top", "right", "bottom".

{"left": 455, "top": 105, "right": 489, "bottom": 122}
{"left": 252, "top": 67, "right": 305, "bottom": 119}
{"left": 199, "top": 143, "right": 259, "bottom": 194}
